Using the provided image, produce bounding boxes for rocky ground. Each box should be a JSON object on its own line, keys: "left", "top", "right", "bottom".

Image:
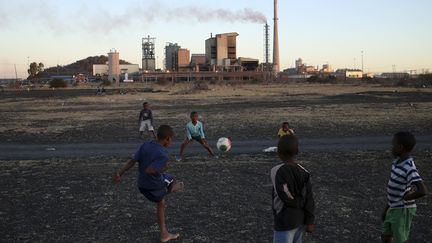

{"left": 1, "top": 83, "right": 431, "bottom": 242}
{"left": 1, "top": 150, "right": 431, "bottom": 242}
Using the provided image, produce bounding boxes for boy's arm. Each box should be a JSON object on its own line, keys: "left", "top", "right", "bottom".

{"left": 404, "top": 180, "right": 428, "bottom": 201}
{"left": 303, "top": 179, "right": 315, "bottom": 232}
{"left": 138, "top": 110, "right": 142, "bottom": 123}
{"left": 114, "top": 158, "right": 136, "bottom": 182}
{"left": 381, "top": 204, "right": 389, "bottom": 221}
{"left": 150, "top": 110, "right": 154, "bottom": 125}
{"left": 274, "top": 173, "right": 302, "bottom": 208}
{"left": 186, "top": 124, "right": 192, "bottom": 140}
{"left": 199, "top": 123, "right": 205, "bottom": 139}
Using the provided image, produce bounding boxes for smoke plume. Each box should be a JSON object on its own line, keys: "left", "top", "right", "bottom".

{"left": 0, "top": 1, "right": 267, "bottom": 34}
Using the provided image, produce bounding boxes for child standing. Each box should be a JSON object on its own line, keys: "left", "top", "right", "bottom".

{"left": 381, "top": 132, "right": 428, "bottom": 243}
{"left": 138, "top": 102, "right": 156, "bottom": 139}
{"left": 115, "top": 125, "right": 184, "bottom": 242}
{"left": 270, "top": 135, "right": 315, "bottom": 243}
{"left": 176, "top": 111, "right": 216, "bottom": 161}
{"left": 278, "top": 122, "right": 295, "bottom": 138}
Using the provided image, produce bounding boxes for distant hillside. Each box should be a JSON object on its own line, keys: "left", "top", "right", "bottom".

{"left": 39, "top": 56, "right": 132, "bottom": 77}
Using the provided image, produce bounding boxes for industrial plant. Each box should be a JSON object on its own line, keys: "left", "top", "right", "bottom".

{"left": 88, "top": 0, "right": 282, "bottom": 84}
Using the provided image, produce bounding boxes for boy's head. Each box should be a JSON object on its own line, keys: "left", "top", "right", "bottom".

{"left": 143, "top": 102, "right": 149, "bottom": 109}
{"left": 282, "top": 122, "right": 290, "bottom": 131}
{"left": 392, "top": 132, "right": 416, "bottom": 157}
{"left": 190, "top": 111, "right": 198, "bottom": 122}
{"left": 157, "top": 125, "right": 174, "bottom": 147}
{"left": 277, "top": 135, "right": 299, "bottom": 160}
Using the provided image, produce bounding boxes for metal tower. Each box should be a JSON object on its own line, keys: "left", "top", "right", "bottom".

{"left": 142, "top": 35, "right": 156, "bottom": 71}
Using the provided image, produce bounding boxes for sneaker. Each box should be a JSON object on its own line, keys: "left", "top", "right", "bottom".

{"left": 175, "top": 155, "right": 182, "bottom": 162}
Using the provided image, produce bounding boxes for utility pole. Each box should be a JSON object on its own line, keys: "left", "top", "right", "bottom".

{"left": 361, "top": 50, "right": 364, "bottom": 73}
{"left": 14, "top": 64, "right": 18, "bottom": 80}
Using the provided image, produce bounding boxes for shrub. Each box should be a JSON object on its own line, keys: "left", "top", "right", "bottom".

{"left": 49, "top": 78, "right": 67, "bottom": 88}
{"left": 156, "top": 77, "right": 169, "bottom": 86}
{"left": 102, "top": 80, "right": 112, "bottom": 86}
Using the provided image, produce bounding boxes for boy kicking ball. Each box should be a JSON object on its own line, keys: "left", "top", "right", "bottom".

{"left": 114, "top": 125, "right": 184, "bottom": 242}
{"left": 176, "top": 111, "right": 216, "bottom": 161}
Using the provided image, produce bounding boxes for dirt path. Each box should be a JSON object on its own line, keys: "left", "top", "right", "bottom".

{"left": 1, "top": 135, "right": 431, "bottom": 160}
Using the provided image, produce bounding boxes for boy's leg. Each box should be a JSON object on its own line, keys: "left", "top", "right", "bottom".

{"left": 139, "top": 121, "right": 145, "bottom": 138}
{"left": 147, "top": 121, "right": 157, "bottom": 139}
{"left": 273, "top": 228, "right": 302, "bottom": 243}
{"left": 157, "top": 199, "right": 179, "bottom": 242}
{"left": 199, "top": 139, "right": 215, "bottom": 156}
{"left": 179, "top": 139, "right": 191, "bottom": 157}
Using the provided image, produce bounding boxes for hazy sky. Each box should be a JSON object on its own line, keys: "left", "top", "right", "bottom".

{"left": 1, "top": 0, "right": 431, "bottom": 78}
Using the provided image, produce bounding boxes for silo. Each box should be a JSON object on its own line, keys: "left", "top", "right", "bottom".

{"left": 108, "top": 50, "right": 120, "bottom": 85}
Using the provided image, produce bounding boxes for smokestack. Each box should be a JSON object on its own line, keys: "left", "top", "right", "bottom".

{"left": 272, "top": 0, "right": 280, "bottom": 74}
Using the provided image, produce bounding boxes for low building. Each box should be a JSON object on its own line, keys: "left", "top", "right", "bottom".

{"left": 93, "top": 64, "right": 140, "bottom": 76}
{"left": 190, "top": 54, "right": 207, "bottom": 72}
{"left": 379, "top": 72, "right": 409, "bottom": 79}
{"left": 238, "top": 57, "right": 259, "bottom": 71}
{"left": 335, "top": 69, "right": 363, "bottom": 78}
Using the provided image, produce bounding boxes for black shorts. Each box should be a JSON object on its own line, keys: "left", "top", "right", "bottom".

{"left": 191, "top": 136, "right": 203, "bottom": 142}
{"left": 139, "top": 173, "right": 174, "bottom": 203}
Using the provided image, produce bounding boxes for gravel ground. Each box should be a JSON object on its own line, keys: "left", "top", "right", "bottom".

{"left": 1, "top": 150, "right": 431, "bottom": 242}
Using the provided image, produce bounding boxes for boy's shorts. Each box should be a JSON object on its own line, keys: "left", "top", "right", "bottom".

{"left": 139, "top": 120, "right": 154, "bottom": 132}
{"left": 138, "top": 173, "right": 173, "bottom": 203}
{"left": 273, "top": 227, "right": 304, "bottom": 243}
{"left": 382, "top": 207, "right": 417, "bottom": 243}
{"left": 190, "top": 136, "right": 203, "bottom": 142}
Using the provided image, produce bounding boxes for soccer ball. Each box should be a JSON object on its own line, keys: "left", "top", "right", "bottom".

{"left": 216, "top": 137, "right": 231, "bottom": 152}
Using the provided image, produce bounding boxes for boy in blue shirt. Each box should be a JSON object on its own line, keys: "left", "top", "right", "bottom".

{"left": 381, "top": 132, "right": 428, "bottom": 243}
{"left": 176, "top": 111, "right": 216, "bottom": 161}
{"left": 115, "top": 125, "right": 184, "bottom": 242}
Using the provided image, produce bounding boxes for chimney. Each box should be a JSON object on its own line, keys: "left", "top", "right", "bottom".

{"left": 273, "top": 0, "right": 280, "bottom": 73}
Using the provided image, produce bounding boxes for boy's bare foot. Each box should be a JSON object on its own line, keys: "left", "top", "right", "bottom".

{"left": 169, "top": 181, "right": 184, "bottom": 192}
{"left": 161, "top": 232, "right": 180, "bottom": 242}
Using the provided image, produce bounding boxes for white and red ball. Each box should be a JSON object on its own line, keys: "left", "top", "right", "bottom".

{"left": 216, "top": 137, "right": 232, "bottom": 152}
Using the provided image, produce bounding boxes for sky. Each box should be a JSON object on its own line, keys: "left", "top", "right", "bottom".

{"left": 0, "top": 0, "right": 431, "bottom": 78}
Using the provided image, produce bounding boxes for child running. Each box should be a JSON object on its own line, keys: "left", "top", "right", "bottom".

{"left": 114, "top": 125, "right": 184, "bottom": 242}
{"left": 381, "top": 132, "right": 428, "bottom": 243}
{"left": 138, "top": 102, "right": 156, "bottom": 139}
{"left": 271, "top": 135, "right": 315, "bottom": 243}
{"left": 278, "top": 122, "right": 295, "bottom": 138}
{"left": 176, "top": 111, "right": 216, "bottom": 161}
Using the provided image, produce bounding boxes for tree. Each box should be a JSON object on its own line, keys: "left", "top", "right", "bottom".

{"left": 27, "top": 62, "right": 45, "bottom": 79}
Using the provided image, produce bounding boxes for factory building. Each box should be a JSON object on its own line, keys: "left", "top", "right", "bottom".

{"left": 93, "top": 50, "right": 139, "bottom": 83}
{"left": 165, "top": 43, "right": 190, "bottom": 72}
{"left": 142, "top": 36, "right": 156, "bottom": 71}
{"left": 190, "top": 54, "right": 207, "bottom": 72}
{"left": 238, "top": 57, "right": 259, "bottom": 71}
{"left": 205, "top": 32, "right": 238, "bottom": 66}
{"left": 177, "top": 48, "right": 190, "bottom": 71}
{"left": 93, "top": 64, "right": 140, "bottom": 76}
{"left": 165, "top": 43, "right": 180, "bottom": 71}
{"left": 335, "top": 69, "right": 363, "bottom": 78}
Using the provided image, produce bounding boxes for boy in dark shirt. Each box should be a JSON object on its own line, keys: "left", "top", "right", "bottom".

{"left": 270, "top": 135, "right": 315, "bottom": 243}
{"left": 115, "top": 125, "right": 183, "bottom": 242}
{"left": 138, "top": 102, "right": 156, "bottom": 139}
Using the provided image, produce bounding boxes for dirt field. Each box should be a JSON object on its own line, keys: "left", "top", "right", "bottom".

{"left": 1, "top": 151, "right": 431, "bottom": 242}
{"left": 1, "top": 83, "right": 432, "bottom": 242}
{"left": 0, "top": 83, "right": 431, "bottom": 144}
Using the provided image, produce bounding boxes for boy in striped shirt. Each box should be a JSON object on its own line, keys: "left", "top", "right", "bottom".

{"left": 381, "top": 132, "right": 428, "bottom": 243}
